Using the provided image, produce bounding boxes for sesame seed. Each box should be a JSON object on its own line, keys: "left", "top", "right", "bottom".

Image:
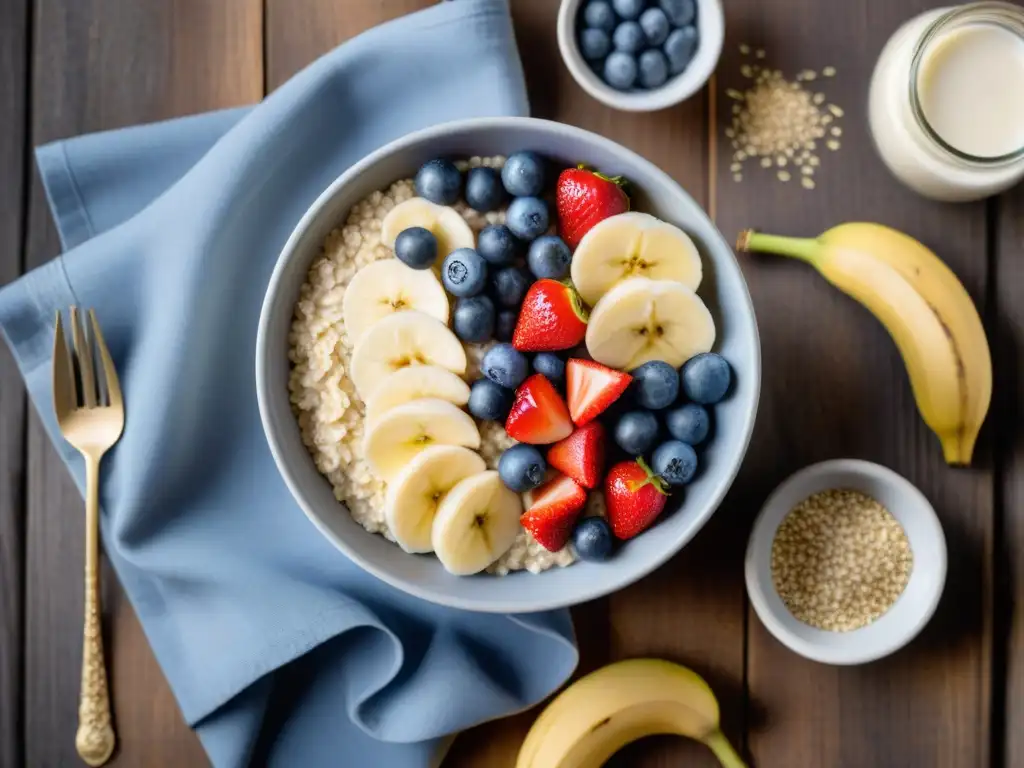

{"left": 771, "top": 490, "right": 912, "bottom": 632}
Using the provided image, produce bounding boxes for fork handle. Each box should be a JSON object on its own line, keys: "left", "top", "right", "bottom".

{"left": 76, "top": 454, "right": 116, "bottom": 767}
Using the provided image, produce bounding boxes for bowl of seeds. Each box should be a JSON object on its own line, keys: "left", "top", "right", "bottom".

{"left": 745, "top": 459, "right": 946, "bottom": 665}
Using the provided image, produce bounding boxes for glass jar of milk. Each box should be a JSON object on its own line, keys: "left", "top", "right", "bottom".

{"left": 869, "top": 1, "right": 1024, "bottom": 201}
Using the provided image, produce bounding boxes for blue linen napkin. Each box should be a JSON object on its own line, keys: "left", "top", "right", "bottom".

{"left": 0, "top": 2, "right": 578, "bottom": 765}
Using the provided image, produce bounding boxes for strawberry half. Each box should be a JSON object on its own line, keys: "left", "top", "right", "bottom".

{"left": 547, "top": 421, "right": 607, "bottom": 489}
{"left": 520, "top": 473, "right": 588, "bottom": 551}
{"left": 605, "top": 458, "right": 669, "bottom": 540}
{"left": 513, "top": 279, "right": 589, "bottom": 352}
{"left": 556, "top": 166, "right": 630, "bottom": 249}
{"left": 505, "top": 374, "right": 574, "bottom": 444}
{"left": 566, "top": 358, "right": 632, "bottom": 426}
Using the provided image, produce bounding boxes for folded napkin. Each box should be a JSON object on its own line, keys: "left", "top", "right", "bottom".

{"left": 0, "top": 2, "right": 578, "bottom": 765}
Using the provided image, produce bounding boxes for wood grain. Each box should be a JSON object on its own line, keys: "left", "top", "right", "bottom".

{"left": 996, "top": 185, "right": 1023, "bottom": 768}
{"left": 0, "top": 2, "right": 29, "bottom": 767}
{"left": 23, "top": 1, "right": 262, "bottom": 765}
{"left": 714, "top": 1, "right": 994, "bottom": 767}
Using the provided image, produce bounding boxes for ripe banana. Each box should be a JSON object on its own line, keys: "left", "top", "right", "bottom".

{"left": 737, "top": 224, "right": 991, "bottom": 466}
{"left": 432, "top": 470, "right": 522, "bottom": 575}
{"left": 342, "top": 258, "right": 449, "bottom": 344}
{"left": 570, "top": 212, "right": 703, "bottom": 306}
{"left": 585, "top": 277, "right": 716, "bottom": 370}
{"left": 516, "top": 658, "right": 745, "bottom": 768}
{"left": 364, "top": 365, "right": 471, "bottom": 426}
{"left": 380, "top": 197, "right": 475, "bottom": 259}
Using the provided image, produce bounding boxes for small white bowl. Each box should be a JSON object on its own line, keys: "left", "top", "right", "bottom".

{"left": 745, "top": 460, "right": 947, "bottom": 665}
{"left": 557, "top": 0, "right": 724, "bottom": 112}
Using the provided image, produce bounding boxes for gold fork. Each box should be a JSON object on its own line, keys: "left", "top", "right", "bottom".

{"left": 52, "top": 308, "right": 125, "bottom": 767}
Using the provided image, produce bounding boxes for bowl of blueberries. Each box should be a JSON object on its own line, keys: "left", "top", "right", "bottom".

{"left": 558, "top": 0, "right": 723, "bottom": 111}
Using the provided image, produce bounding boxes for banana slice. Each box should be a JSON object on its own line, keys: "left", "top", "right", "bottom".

{"left": 384, "top": 445, "right": 487, "bottom": 553}
{"left": 571, "top": 212, "right": 703, "bottom": 307}
{"left": 381, "top": 197, "right": 475, "bottom": 260}
{"left": 365, "top": 365, "right": 471, "bottom": 426}
{"left": 585, "top": 277, "right": 716, "bottom": 370}
{"left": 349, "top": 310, "right": 467, "bottom": 400}
{"left": 431, "top": 470, "right": 522, "bottom": 576}
{"left": 363, "top": 398, "right": 481, "bottom": 481}
{"left": 342, "top": 259, "right": 450, "bottom": 344}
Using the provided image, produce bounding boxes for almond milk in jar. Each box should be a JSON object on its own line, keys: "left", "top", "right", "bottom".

{"left": 869, "top": 2, "right": 1024, "bottom": 201}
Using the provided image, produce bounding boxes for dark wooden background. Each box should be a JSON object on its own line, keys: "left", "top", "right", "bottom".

{"left": 0, "top": 1, "right": 1021, "bottom": 766}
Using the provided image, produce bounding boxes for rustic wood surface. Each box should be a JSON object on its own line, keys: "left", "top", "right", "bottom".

{"left": 0, "top": 0, "right": 1016, "bottom": 766}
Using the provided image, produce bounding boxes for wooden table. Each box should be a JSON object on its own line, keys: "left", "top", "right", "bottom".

{"left": 1, "top": 1, "right": 1021, "bottom": 766}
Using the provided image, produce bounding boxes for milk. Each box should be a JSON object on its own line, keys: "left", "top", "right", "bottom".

{"left": 869, "top": 3, "right": 1024, "bottom": 201}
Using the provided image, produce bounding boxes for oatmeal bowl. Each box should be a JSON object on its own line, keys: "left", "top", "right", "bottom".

{"left": 256, "top": 117, "right": 760, "bottom": 612}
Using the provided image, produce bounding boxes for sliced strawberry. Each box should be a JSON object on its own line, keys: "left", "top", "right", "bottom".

{"left": 520, "top": 473, "right": 588, "bottom": 551}
{"left": 556, "top": 166, "right": 630, "bottom": 249}
{"left": 505, "top": 374, "right": 573, "bottom": 444}
{"left": 566, "top": 358, "right": 632, "bottom": 426}
{"left": 605, "top": 457, "right": 670, "bottom": 540}
{"left": 513, "top": 279, "right": 589, "bottom": 353}
{"left": 547, "top": 422, "right": 606, "bottom": 489}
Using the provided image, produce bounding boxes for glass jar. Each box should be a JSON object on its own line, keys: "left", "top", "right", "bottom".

{"left": 868, "top": 2, "right": 1024, "bottom": 202}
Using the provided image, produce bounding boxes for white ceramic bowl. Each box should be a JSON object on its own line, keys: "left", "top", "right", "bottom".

{"left": 557, "top": 0, "right": 724, "bottom": 112}
{"left": 745, "top": 460, "right": 947, "bottom": 665}
{"left": 257, "top": 117, "right": 760, "bottom": 613}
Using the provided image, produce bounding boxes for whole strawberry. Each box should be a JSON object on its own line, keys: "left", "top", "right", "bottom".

{"left": 604, "top": 458, "right": 669, "bottom": 540}
{"left": 556, "top": 166, "right": 630, "bottom": 248}
{"left": 513, "top": 279, "right": 588, "bottom": 352}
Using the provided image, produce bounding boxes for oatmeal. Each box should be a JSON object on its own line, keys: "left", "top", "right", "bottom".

{"left": 288, "top": 157, "right": 576, "bottom": 574}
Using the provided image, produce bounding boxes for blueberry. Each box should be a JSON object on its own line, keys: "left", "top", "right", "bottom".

{"left": 393, "top": 226, "right": 438, "bottom": 269}
{"left": 453, "top": 295, "right": 495, "bottom": 343}
{"left": 481, "top": 343, "right": 530, "bottom": 389}
{"left": 582, "top": 0, "right": 617, "bottom": 32}
{"left": 414, "top": 159, "right": 461, "bottom": 205}
{"left": 579, "top": 28, "right": 612, "bottom": 60}
{"left": 465, "top": 167, "right": 508, "bottom": 213}
{"left": 664, "top": 26, "right": 698, "bottom": 74}
{"left": 506, "top": 196, "right": 550, "bottom": 241}
{"left": 659, "top": 0, "right": 695, "bottom": 26}
{"left": 638, "top": 7, "right": 670, "bottom": 46}
{"left": 442, "top": 248, "right": 488, "bottom": 297}
{"left": 501, "top": 151, "right": 547, "bottom": 197}
{"left": 612, "top": 21, "right": 646, "bottom": 53}
{"left": 477, "top": 224, "right": 522, "bottom": 266}
{"left": 604, "top": 51, "right": 638, "bottom": 90}
{"left": 630, "top": 360, "right": 679, "bottom": 409}
{"left": 496, "top": 309, "right": 519, "bottom": 341}
{"left": 468, "top": 378, "right": 514, "bottom": 422}
{"left": 680, "top": 352, "right": 732, "bottom": 404}
{"left": 612, "top": 0, "right": 645, "bottom": 20}
{"left": 638, "top": 49, "right": 669, "bottom": 89}
{"left": 532, "top": 353, "right": 566, "bottom": 385}
{"left": 614, "top": 410, "right": 660, "bottom": 455}
{"left": 665, "top": 402, "right": 710, "bottom": 445}
{"left": 573, "top": 517, "right": 614, "bottom": 561}
{"left": 652, "top": 439, "right": 698, "bottom": 486}
{"left": 498, "top": 444, "right": 547, "bottom": 492}
{"left": 491, "top": 266, "right": 531, "bottom": 308}
{"left": 527, "top": 235, "right": 572, "bottom": 279}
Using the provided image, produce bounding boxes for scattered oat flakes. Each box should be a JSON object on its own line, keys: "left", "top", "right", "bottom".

{"left": 733, "top": 173, "right": 743, "bottom": 182}
{"left": 777, "top": 170, "right": 791, "bottom": 182}
{"left": 831, "top": 126, "right": 843, "bottom": 137}
{"left": 740, "top": 43, "right": 751, "bottom": 55}
{"left": 823, "top": 66, "right": 837, "bottom": 77}
{"left": 755, "top": 49, "right": 766, "bottom": 58}
{"left": 801, "top": 176, "right": 816, "bottom": 190}
{"left": 827, "top": 139, "right": 841, "bottom": 150}
{"left": 828, "top": 104, "right": 845, "bottom": 117}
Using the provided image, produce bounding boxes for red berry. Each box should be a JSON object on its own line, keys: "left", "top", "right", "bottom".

{"left": 555, "top": 166, "right": 630, "bottom": 249}
{"left": 505, "top": 374, "right": 574, "bottom": 444}
{"left": 604, "top": 458, "right": 669, "bottom": 540}
{"left": 513, "top": 279, "right": 588, "bottom": 352}
{"left": 566, "top": 358, "right": 632, "bottom": 426}
{"left": 521, "top": 473, "right": 588, "bottom": 552}
{"left": 547, "top": 422, "right": 607, "bottom": 489}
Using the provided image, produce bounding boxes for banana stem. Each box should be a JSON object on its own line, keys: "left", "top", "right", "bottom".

{"left": 736, "top": 230, "right": 821, "bottom": 265}
{"left": 705, "top": 730, "right": 747, "bottom": 768}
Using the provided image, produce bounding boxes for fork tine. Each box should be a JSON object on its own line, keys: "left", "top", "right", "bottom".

{"left": 88, "top": 310, "right": 122, "bottom": 412}
{"left": 70, "top": 307, "right": 97, "bottom": 408}
{"left": 52, "top": 311, "right": 77, "bottom": 416}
